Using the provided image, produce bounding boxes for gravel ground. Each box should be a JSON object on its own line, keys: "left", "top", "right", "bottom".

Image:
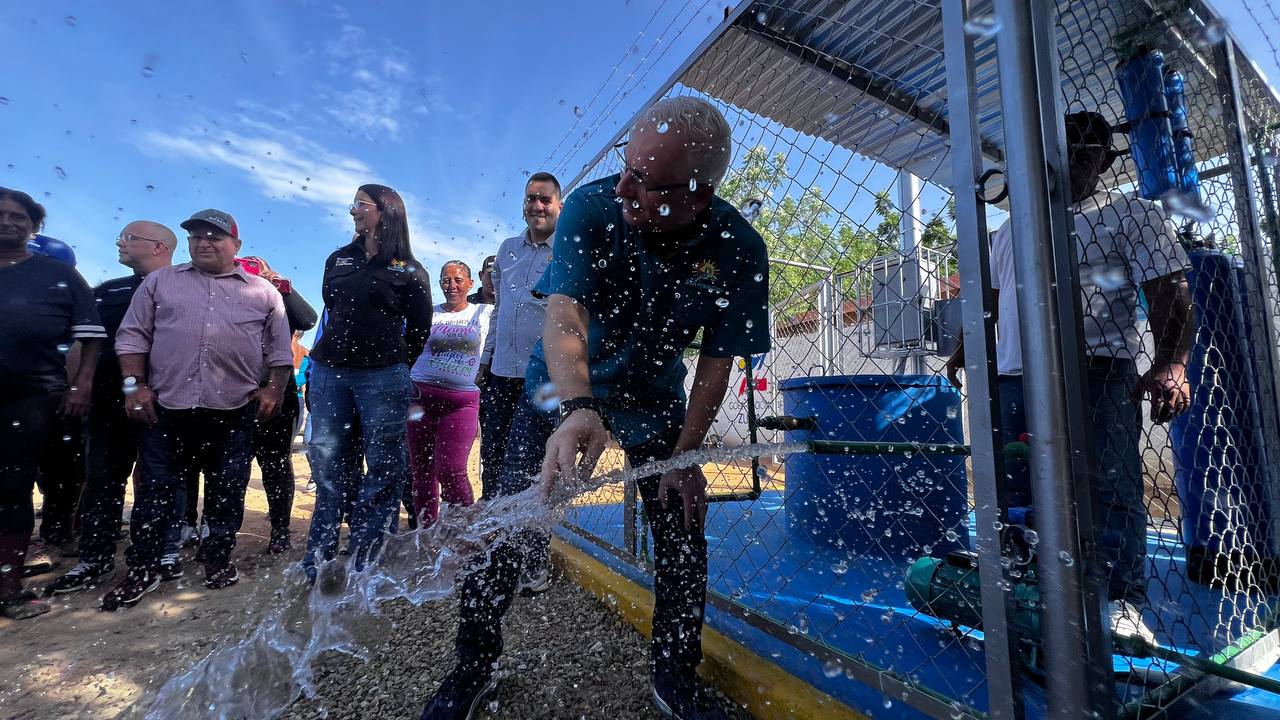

{"left": 280, "top": 578, "right": 751, "bottom": 720}
{"left": 5, "top": 445, "right": 752, "bottom": 720}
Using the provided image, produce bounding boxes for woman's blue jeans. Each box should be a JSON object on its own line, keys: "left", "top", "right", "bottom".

{"left": 303, "top": 361, "right": 411, "bottom": 572}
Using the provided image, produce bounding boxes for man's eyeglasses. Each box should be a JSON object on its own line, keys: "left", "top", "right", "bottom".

{"left": 613, "top": 144, "right": 699, "bottom": 194}
{"left": 119, "top": 232, "right": 166, "bottom": 246}
{"left": 349, "top": 200, "right": 377, "bottom": 213}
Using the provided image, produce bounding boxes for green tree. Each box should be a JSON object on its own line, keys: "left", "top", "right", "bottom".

{"left": 717, "top": 146, "right": 957, "bottom": 311}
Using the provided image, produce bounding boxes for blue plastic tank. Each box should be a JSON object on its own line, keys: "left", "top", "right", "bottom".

{"left": 1169, "top": 248, "right": 1275, "bottom": 574}
{"left": 780, "top": 375, "right": 968, "bottom": 559}
{"left": 1118, "top": 49, "right": 1178, "bottom": 200}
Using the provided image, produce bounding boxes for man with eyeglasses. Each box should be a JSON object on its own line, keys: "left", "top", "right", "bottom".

{"left": 424, "top": 97, "right": 767, "bottom": 720}
{"left": 99, "top": 209, "right": 292, "bottom": 609}
{"left": 46, "top": 221, "right": 177, "bottom": 595}
{"left": 947, "top": 111, "right": 1193, "bottom": 643}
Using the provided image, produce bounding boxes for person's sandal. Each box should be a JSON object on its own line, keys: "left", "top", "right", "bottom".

{"left": 1, "top": 591, "right": 52, "bottom": 620}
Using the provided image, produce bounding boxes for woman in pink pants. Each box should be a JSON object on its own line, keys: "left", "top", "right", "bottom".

{"left": 407, "top": 261, "right": 493, "bottom": 526}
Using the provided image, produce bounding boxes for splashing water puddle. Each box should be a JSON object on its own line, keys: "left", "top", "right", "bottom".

{"left": 143, "top": 441, "right": 810, "bottom": 718}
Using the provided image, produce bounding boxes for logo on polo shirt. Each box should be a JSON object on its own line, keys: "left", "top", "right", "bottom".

{"left": 388, "top": 259, "right": 408, "bottom": 273}
{"left": 694, "top": 260, "right": 719, "bottom": 282}
{"left": 335, "top": 257, "right": 355, "bottom": 267}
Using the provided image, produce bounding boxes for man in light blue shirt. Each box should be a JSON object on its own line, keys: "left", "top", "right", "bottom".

{"left": 477, "top": 173, "right": 560, "bottom": 500}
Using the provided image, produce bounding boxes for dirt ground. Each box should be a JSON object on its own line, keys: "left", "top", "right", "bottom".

{"left": 1, "top": 441, "right": 748, "bottom": 720}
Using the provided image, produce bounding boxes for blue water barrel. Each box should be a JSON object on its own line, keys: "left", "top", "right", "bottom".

{"left": 1169, "top": 249, "right": 1274, "bottom": 569}
{"left": 1118, "top": 50, "right": 1178, "bottom": 200}
{"left": 780, "top": 375, "right": 968, "bottom": 559}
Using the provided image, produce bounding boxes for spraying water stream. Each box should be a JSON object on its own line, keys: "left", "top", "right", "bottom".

{"left": 140, "top": 441, "right": 810, "bottom": 719}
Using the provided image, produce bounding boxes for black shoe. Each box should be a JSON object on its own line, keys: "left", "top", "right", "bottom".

{"left": 100, "top": 569, "right": 161, "bottom": 611}
{"left": 516, "top": 565, "right": 551, "bottom": 595}
{"left": 204, "top": 562, "right": 240, "bottom": 589}
{"left": 267, "top": 529, "right": 292, "bottom": 554}
{"left": 46, "top": 561, "right": 114, "bottom": 595}
{"left": 160, "top": 554, "right": 184, "bottom": 582}
{"left": 419, "top": 665, "right": 498, "bottom": 720}
{"left": 652, "top": 675, "right": 729, "bottom": 720}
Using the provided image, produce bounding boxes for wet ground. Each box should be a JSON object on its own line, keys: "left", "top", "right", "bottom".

{"left": 2, "top": 445, "right": 748, "bottom": 720}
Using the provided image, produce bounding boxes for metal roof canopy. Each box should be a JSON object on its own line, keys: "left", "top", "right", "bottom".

{"left": 568, "top": 0, "right": 1280, "bottom": 193}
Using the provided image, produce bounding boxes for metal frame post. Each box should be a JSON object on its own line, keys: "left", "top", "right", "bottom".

{"left": 940, "top": 2, "right": 1025, "bottom": 718}
{"left": 1214, "top": 37, "right": 1280, "bottom": 558}
{"left": 1028, "top": 0, "right": 1116, "bottom": 711}
{"left": 818, "top": 274, "right": 838, "bottom": 375}
{"left": 992, "top": 1, "right": 1101, "bottom": 717}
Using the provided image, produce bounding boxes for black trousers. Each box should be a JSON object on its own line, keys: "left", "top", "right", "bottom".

{"left": 127, "top": 404, "right": 256, "bottom": 572}
{"left": 456, "top": 395, "right": 705, "bottom": 684}
{"left": 478, "top": 372, "right": 524, "bottom": 498}
{"left": 36, "top": 414, "right": 85, "bottom": 543}
{"left": 255, "top": 392, "right": 299, "bottom": 532}
{"left": 0, "top": 391, "right": 61, "bottom": 543}
{"left": 77, "top": 403, "right": 141, "bottom": 566}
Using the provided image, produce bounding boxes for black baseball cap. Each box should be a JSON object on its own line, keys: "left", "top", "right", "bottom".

{"left": 1064, "top": 111, "right": 1113, "bottom": 147}
{"left": 180, "top": 208, "right": 239, "bottom": 239}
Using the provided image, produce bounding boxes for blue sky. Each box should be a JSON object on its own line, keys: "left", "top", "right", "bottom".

{"left": 0, "top": 0, "right": 727, "bottom": 311}
{"left": 2, "top": 0, "right": 1277, "bottom": 339}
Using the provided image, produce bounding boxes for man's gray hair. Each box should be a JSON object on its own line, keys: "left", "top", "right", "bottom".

{"left": 635, "top": 96, "right": 733, "bottom": 186}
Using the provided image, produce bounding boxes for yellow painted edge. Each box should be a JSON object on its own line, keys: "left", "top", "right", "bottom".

{"left": 551, "top": 536, "right": 868, "bottom": 720}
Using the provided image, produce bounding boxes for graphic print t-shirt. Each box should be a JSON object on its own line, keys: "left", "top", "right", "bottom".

{"left": 409, "top": 303, "right": 493, "bottom": 391}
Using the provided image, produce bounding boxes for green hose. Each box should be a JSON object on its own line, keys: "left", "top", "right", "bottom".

{"left": 1117, "top": 629, "right": 1279, "bottom": 717}
{"left": 807, "top": 439, "right": 971, "bottom": 456}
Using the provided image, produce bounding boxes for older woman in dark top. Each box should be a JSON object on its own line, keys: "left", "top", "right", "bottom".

{"left": 0, "top": 188, "right": 106, "bottom": 619}
{"left": 304, "top": 184, "right": 433, "bottom": 575}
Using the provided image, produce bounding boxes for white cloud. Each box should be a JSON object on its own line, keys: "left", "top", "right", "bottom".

{"left": 137, "top": 117, "right": 496, "bottom": 267}
{"left": 316, "top": 23, "right": 435, "bottom": 140}
{"left": 142, "top": 125, "right": 369, "bottom": 209}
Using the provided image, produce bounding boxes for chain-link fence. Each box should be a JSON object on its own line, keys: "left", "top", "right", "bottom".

{"left": 551, "top": 1, "right": 1280, "bottom": 718}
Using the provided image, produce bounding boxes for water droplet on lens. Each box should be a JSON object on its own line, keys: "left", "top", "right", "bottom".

{"left": 656, "top": 121, "right": 670, "bottom": 134}
{"left": 407, "top": 405, "right": 425, "bottom": 422}
{"left": 596, "top": 259, "right": 607, "bottom": 268}
{"left": 658, "top": 204, "right": 671, "bottom": 216}
{"left": 572, "top": 106, "right": 584, "bottom": 118}
{"left": 141, "top": 65, "right": 155, "bottom": 78}
{"left": 963, "top": 15, "right": 1002, "bottom": 37}
{"left": 64, "top": 16, "right": 77, "bottom": 26}
{"left": 0, "top": 97, "right": 9, "bottom": 106}
{"left": 1195, "top": 19, "right": 1226, "bottom": 48}
{"left": 532, "top": 383, "right": 560, "bottom": 412}
{"left": 1161, "top": 189, "right": 1215, "bottom": 222}
{"left": 714, "top": 297, "right": 730, "bottom": 309}
{"left": 831, "top": 559, "right": 848, "bottom": 575}
{"left": 54, "top": 166, "right": 67, "bottom": 179}
{"left": 753, "top": 272, "right": 764, "bottom": 282}
{"left": 145, "top": 184, "right": 156, "bottom": 192}
{"left": 822, "top": 659, "right": 843, "bottom": 677}
{"left": 688, "top": 178, "right": 697, "bottom": 191}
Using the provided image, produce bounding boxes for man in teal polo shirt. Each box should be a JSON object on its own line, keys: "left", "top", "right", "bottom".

{"left": 421, "top": 97, "right": 769, "bottom": 720}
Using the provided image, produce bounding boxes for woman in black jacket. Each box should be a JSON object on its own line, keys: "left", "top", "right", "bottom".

{"left": 303, "top": 184, "right": 432, "bottom": 574}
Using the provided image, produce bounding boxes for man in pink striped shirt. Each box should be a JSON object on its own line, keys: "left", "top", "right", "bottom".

{"left": 102, "top": 209, "right": 292, "bottom": 610}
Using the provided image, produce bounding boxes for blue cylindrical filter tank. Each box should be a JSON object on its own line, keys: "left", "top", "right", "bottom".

{"left": 1164, "top": 69, "right": 1202, "bottom": 196}
{"left": 779, "top": 375, "right": 968, "bottom": 560}
{"left": 1169, "top": 249, "right": 1275, "bottom": 582}
{"left": 1117, "top": 49, "right": 1178, "bottom": 200}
